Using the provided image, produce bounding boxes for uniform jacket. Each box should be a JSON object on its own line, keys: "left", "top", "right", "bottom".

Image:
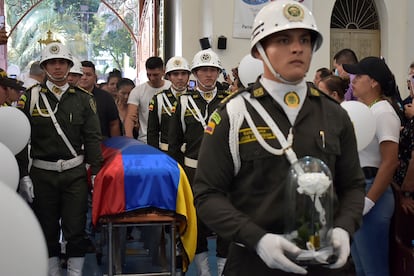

{"left": 193, "top": 81, "right": 365, "bottom": 250}
{"left": 16, "top": 84, "right": 103, "bottom": 175}
{"left": 147, "top": 88, "right": 179, "bottom": 149}
{"left": 168, "top": 88, "right": 230, "bottom": 165}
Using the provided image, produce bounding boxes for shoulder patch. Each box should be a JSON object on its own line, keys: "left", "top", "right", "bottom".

{"left": 310, "top": 87, "right": 320, "bottom": 96}
{"left": 149, "top": 97, "right": 155, "bottom": 111}
{"left": 17, "top": 94, "right": 27, "bottom": 109}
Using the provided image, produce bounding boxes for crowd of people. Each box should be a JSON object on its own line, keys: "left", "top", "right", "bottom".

{"left": 1, "top": 0, "right": 414, "bottom": 275}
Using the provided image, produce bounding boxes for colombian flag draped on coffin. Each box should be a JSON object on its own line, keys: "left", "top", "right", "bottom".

{"left": 92, "top": 136, "right": 197, "bottom": 270}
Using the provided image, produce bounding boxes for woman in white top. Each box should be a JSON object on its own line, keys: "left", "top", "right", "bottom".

{"left": 343, "top": 57, "right": 402, "bottom": 276}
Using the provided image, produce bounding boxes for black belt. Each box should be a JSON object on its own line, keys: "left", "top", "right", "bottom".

{"left": 362, "top": 167, "right": 378, "bottom": 179}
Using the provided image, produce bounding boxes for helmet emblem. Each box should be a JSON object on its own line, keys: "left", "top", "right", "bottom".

{"left": 173, "top": 59, "right": 182, "bottom": 67}
{"left": 49, "top": 44, "right": 60, "bottom": 54}
{"left": 200, "top": 53, "right": 211, "bottom": 63}
{"left": 283, "top": 4, "right": 305, "bottom": 22}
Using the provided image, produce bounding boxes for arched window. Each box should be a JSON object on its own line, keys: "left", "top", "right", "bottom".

{"left": 331, "top": 0, "right": 379, "bottom": 30}
{"left": 330, "top": 0, "right": 380, "bottom": 64}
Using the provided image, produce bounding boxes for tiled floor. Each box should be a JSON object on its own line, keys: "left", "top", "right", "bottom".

{"left": 79, "top": 230, "right": 218, "bottom": 276}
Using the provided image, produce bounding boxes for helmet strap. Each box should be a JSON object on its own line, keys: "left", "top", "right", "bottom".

{"left": 172, "top": 84, "right": 187, "bottom": 92}
{"left": 256, "top": 43, "right": 301, "bottom": 85}
{"left": 193, "top": 73, "right": 217, "bottom": 91}
{"left": 45, "top": 68, "right": 69, "bottom": 83}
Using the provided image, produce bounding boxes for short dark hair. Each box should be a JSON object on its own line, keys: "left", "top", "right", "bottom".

{"left": 117, "top": 78, "right": 135, "bottom": 90}
{"left": 81, "top": 60, "right": 96, "bottom": 72}
{"left": 107, "top": 69, "right": 122, "bottom": 82}
{"left": 316, "top": 67, "right": 332, "bottom": 79}
{"left": 333, "top": 48, "right": 358, "bottom": 65}
{"left": 145, "top": 56, "right": 164, "bottom": 70}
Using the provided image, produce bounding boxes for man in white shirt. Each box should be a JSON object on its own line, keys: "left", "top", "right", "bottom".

{"left": 124, "top": 56, "right": 171, "bottom": 143}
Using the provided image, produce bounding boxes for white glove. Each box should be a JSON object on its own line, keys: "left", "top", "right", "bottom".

{"left": 19, "top": 176, "right": 34, "bottom": 203}
{"left": 362, "top": 196, "right": 375, "bottom": 215}
{"left": 91, "top": 175, "right": 96, "bottom": 187}
{"left": 90, "top": 175, "right": 96, "bottom": 192}
{"left": 256, "top": 233, "right": 307, "bottom": 274}
{"left": 328, "top": 227, "right": 350, "bottom": 269}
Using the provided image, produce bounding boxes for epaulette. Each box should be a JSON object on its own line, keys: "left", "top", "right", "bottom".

{"left": 307, "top": 82, "right": 340, "bottom": 105}
{"left": 27, "top": 83, "right": 41, "bottom": 91}
{"left": 155, "top": 88, "right": 169, "bottom": 96}
{"left": 76, "top": 86, "right": 93, "bottom": 96}
{"left": 216, "top": 86, "right": 251, "bottom": 111}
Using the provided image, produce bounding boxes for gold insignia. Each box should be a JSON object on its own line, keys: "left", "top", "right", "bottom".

{"left": 148, "top": 103, "right": 154, "bottom": 111}
{"left": 284, "top": 91, "right": 300, "bottom": 108}
{"left": 283, "top": 3, "right": 305, "bottom": 22}
{"left": 239, "top": 127, "right": 276, "bottom": 144}
{"left": 49, "top": 44, "right": 60, "bottom": 54}
{"left": 173, "top": 59, "right": 182, "bottom": 67}
{"left": 310, "top": 87, "right": 320, "bottom": 96}
{"left": 211, "top": 111, "right": 221, "bottom": 125}
{"left": 89, "top": 98, "right": 97, "bottom": 114}
{"left": 204, "top": 92, "right": 213, "bottom": 100}
{"left": 200, "top": 53, "right": 211, "bottom": 63}
{"left": 52, "top": 86, "right": 62, "bottom": 95}
{"left": 253, "top": 87, "right": 264, "bottom": 97}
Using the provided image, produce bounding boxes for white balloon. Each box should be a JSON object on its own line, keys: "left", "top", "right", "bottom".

{"left": 0, "top": 182, "right": 48, "bottom": 275}
{"left": 238, "top": 54, "right": 264, "bottom": 87}
{"left": 0, "top": 106, "right": 31, "bottom": 154}
{"left": 0, "top": 142, "right": 19, "bottom": 191}
{"left": 341, "top": 101, "right": 376, "bottom": 151}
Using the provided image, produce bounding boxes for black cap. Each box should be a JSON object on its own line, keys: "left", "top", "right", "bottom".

{"left": 0, "top": 69, "right": 26, "bottom": 91}
{"left": 342, "top": 56, "right": 394, "bottom": 92}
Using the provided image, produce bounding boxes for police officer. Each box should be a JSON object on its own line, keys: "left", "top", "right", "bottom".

{"left": 66, "top": 57, "right": 83, "bottom": 87}
{"left": 0, "top": 69, "right": 26, "bottom": 106}
{"left": 168, "top": 49, "right": 230, "bottom": 276}
{"left": 193, "top": 1, "right": 365, "bottom": 275}
{"left": 147, "top": 56, "right": 191, "bottom": 153}
{"left": 16, "top": 42, "right": 103, "bottom": 276}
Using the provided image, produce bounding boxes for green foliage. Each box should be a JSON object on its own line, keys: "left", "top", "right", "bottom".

{"left": 5, "top": 0, "right": 136, "bottom": 73}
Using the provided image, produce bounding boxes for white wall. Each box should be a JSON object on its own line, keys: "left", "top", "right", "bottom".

{"left": 179, "top": 0, "right": 412, "bottom": 96}
{"left": 181, "top": 0, "right": 251, "bottom": 72}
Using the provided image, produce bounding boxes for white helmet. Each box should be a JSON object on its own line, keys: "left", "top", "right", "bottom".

{"left": 70, "top": 57, "right": 83, "bottom": 75}
{"left": 191, "top": 49, "right": 222, "bottom": 72}
{"left": 165, "top": 56, "right": 191, "bottom": 74}
{"left": 251, "top": 0, "right": 323, "bottom": 53}
{"left": 40, "top": 42, "right": 74, "bottom": 68}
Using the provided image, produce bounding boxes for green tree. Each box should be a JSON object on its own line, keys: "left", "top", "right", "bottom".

{"left": 5, "top": 0, "right": 136, "bottom": 73}
{"left": 89, "top": 12, "right": 134, "bottom": 72}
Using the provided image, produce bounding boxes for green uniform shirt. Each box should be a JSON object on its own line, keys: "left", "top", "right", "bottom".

{"left": 168, "top": 89, "right": 230, "bottom": 165}
{"left": 193, "top": 82, "right": 365, "bottom": 250}
{"left": 17, "top": 84, "right": 103, "bottom": 175}
{"left": 147, "top": 88, "right": 179, "bottom": 149}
